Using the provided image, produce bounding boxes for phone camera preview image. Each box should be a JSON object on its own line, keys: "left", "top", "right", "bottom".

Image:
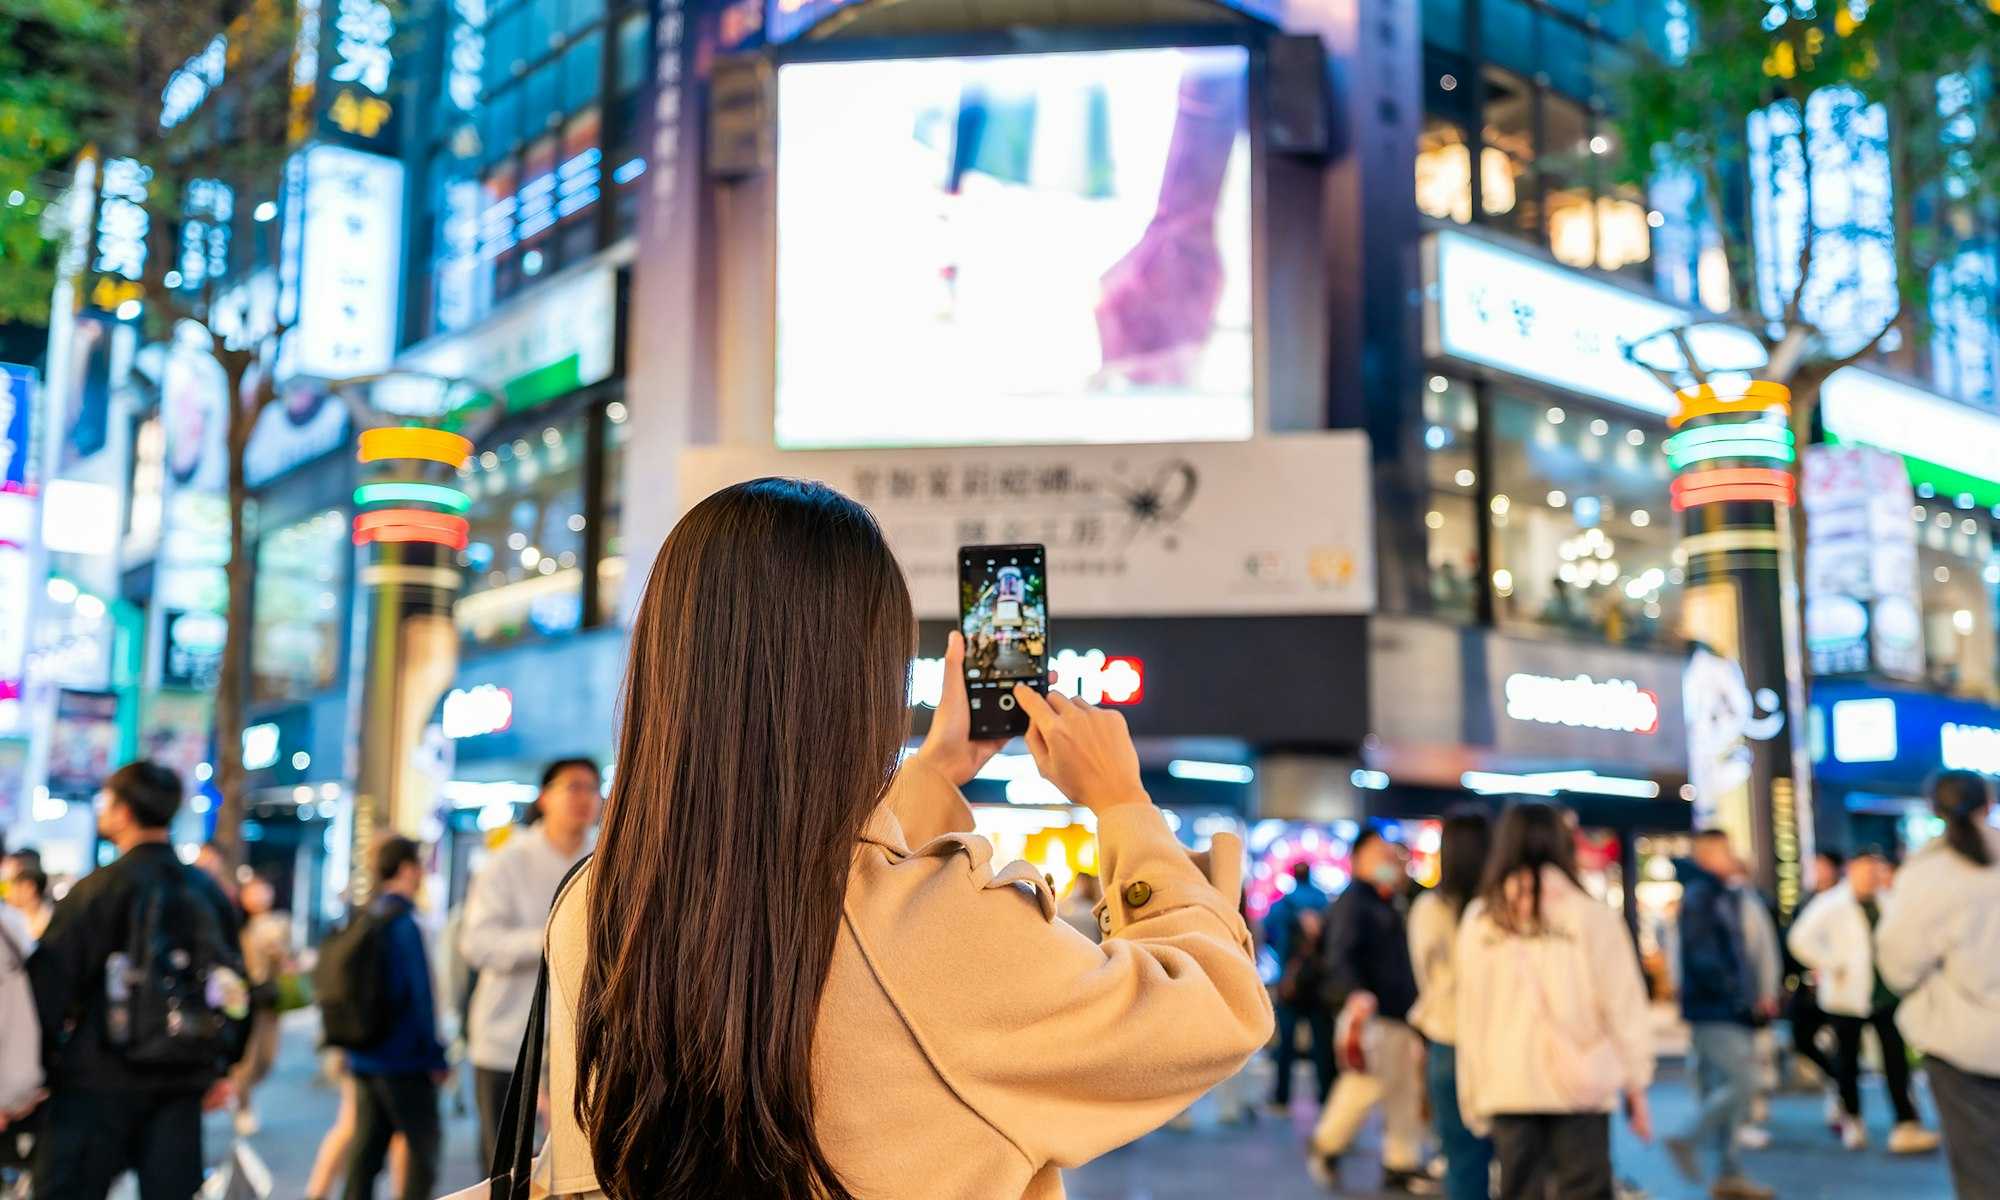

{"left": 959, "top": 545, "right": 1048, "bottom": 739}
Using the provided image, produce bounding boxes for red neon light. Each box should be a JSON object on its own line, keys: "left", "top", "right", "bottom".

{"left": 1670, "top": 467, "right": 1796, "bottom": 511}
{"left": 351, "top": 508, "right": 471, "bottom": 550}
{"left": 353, "top": 508, "right": 469, "bottom": 537}
{"left": 1099, "top": 656, "right": 1145, "bottom": 705}
{"left": 352, "top": 525, "right": 471, "bottom": 550}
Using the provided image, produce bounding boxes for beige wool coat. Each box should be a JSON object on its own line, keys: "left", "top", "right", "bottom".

{"left": 538, "top": 758, "right": 1273, "bottom": 1199}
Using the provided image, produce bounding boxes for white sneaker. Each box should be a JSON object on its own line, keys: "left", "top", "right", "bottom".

{"left": 1841, "top": 1115, "right": 1868, "bottom": 1151}
{"left": 1824, "top": 1092, "right": 1842, "bottom": 1130}
{"left": 1736, "top": 1125, "right": 1772, "bottom": 1151}
{"left": 232, "top": 1108, "right": 259, "bottom": 1137}
{"left": 1888, "top": 1122, "right": 1940, "bottom": 1154}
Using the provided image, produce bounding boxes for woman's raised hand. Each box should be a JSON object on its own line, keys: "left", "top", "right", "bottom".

{"left": 913, "top": 631, "right": 1010, "bottom": 786}
{"left": 1012, "top": 684, "right": 1148, "bottom": 815}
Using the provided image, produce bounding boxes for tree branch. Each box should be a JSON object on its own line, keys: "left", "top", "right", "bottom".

{"left": 1784, "top": 103, "right": 1816, "bottom": 329}
{"left": 1669, "top": 324, "right": 1712, "bottom": 387}
{"left": 1701, "top": 155, "right": 1759, "bottom": 321}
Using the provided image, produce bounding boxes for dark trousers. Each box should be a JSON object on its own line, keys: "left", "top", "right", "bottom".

{"left": 346, "top": 1073, "right": 442, "bottom": 1200}
{"left": 1926, "top": 1055, "right": 2000, "bottom": 1198}
{"left": 1832, "top": 1007, "right": 1919, "bottom": 1123}
{"left": 1788, "top": 985, "right": 1839, "bottom": 1085}
{"left": 30, "top": 1086, "right": 205, "bottom": 1200}
{"left": 1490, "top": 1112, "right": 1613, "bottom": 1200}
{"left": 473, "top": 1067, "right": 514, "bottom": 1172}
{"left": 1271, "top": 1002, "right": 1335, "bottom": 1106}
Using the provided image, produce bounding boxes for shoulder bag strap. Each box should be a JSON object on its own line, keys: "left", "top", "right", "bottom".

{"left": 490, "top": 853, "right": 593, "bottom": 1200}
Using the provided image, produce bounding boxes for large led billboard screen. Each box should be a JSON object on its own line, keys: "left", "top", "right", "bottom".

{"left": 775, "top": 46, "right": 1254, "bottom": 448}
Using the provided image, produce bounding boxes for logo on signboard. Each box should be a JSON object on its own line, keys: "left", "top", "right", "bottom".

{"left": 1504, "top": 672, "right": 1661, "bottom": 735}
{"left": 443, "top": 684, "right": 514, "bottom": 740}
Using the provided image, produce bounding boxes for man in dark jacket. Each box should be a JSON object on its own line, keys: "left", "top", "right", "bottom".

{"left": 345, "top": 836, "right": 449, "bottom": 1200}
{"left": 28, "top": 762, "right": 244, "bottom": 1200}
{"left": 1308, "top": 829, "right": 1432, "bottom": 1195}
{"left": 1262, "top": 861, "right": 1334, "bottom": 1112}
{"left": 1665, "top": 830, "right": 1774, "bottom": 1200}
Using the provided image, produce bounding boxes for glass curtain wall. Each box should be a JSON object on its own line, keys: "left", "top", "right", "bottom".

{"left": 1418, "top": 0, "right": 1656, "bottom": 279}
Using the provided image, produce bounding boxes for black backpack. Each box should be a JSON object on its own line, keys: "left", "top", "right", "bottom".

{"left": 105, "top": 870, "right": 248, "bottom": 1069}
{"left": 314, "top": 910, "right": 392, "bottom": 1050}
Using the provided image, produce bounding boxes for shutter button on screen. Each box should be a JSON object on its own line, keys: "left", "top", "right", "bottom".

{"left": 998, "top": 693, "right": 1016, "bottom": 710}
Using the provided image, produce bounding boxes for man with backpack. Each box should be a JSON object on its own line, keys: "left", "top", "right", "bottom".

{"left": 27, "top": 761, "right": 248, "bottom": 1200}
{"left": 340, "top": 836, "right": 448, "bottom": 1200}
{"left": 1262, "top": 861, "right": 1334, "bottom": 1113}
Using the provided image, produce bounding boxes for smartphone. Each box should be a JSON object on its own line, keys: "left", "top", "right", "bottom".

{"left": 958, "top": 544, "right": 1049, "bottom": 739}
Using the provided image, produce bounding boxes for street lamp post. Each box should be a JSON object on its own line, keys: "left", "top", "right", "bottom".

{"left": 1667, "top": 381, "right": 1815, "bottom": 916}
{"left": 345, "top": 426, "right": 472, "bottom": 905}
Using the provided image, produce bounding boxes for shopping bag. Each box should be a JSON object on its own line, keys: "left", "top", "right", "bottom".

{"left": 199, "top": 1140, "right": 272, "bottom": 1200}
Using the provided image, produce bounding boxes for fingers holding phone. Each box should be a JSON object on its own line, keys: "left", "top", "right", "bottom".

{"left": 915, "top": 631, "right": 1009, "bottom": 785}
{"left": 1012, "top": 684, "right": 1147, "bottom": 815}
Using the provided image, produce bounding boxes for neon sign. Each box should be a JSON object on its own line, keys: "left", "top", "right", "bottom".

{"left": 1504, "top": 672, "right": 1660, "bottom": 735}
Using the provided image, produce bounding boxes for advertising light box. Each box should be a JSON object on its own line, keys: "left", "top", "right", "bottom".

{"left": 774, "top": 46, "right": 1255, "bottom": 448}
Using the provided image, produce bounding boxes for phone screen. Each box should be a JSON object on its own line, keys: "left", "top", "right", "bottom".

{"left": 958, "top": 544, "right": 1048, "bottom": 739}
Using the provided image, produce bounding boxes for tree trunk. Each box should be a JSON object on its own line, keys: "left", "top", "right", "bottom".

{"left": 208, "top": 350, "right": 259, "bottom": 869}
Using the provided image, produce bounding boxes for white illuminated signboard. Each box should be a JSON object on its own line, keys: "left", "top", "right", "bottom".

{"left": 1830, "top": 697, "right": 1898, "bottom": 764}
{"left": 1942, "top": 721, "right": 2000, "bottom": 776}
{"left": 1821, "top": 367, "right": 2000, "bottom": 507}
{"left": 291, "top": 144, "right": 404, "bottom": 379}
{"left": 1504, "top": 671, "right": 1660, "bottom": 735}
{"left": 41, "top": 479, "right": 120, "bottom": 556}
{"left": 1425, "top": 230, "right": 1765, "bottom": 416}
{"left": 442, "top": 684, "right": 514, "bottom": 739}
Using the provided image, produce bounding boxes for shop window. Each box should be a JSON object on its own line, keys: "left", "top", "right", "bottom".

{"left": 457, "top": 418, "right": 589, "bottom": 647}
{"left": 1480, "top": 68, "right": 1534, "bottom": 236}
{"left": 1421, "top": 0, "right": 1467, "bottom": 53}
{"left": 563, "top": 31, "right": 603, "bottom": 112}
{"left": 1416, "top": 119, "right": 1474, "bottom": 224}
{"left": 1488, "top": 392, "right": 1680, "bottom": 648}
{"left": 1541, "top": 93, "right": 1594, "bottom": 268}
{"left": 597, "top": 399, "right": 629, "bottom": 624}
{"left": 252, "top": 509, "right": 349, "bottom": 703}
{"left": 1915, "top": 504, "right": 1998, "bottom": 699}
{"left": 1424, "top": 376, "right": 1482, "bottom": 620}
{"left": 1542, "top": 16, "right": 1593, "bottom": 104}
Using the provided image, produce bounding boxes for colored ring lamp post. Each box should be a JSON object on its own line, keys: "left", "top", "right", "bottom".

{"left": 1666, "top": 381, "right": 1797, "bottom": 514}
{"left": 352, "top": 427, "right": 474, "bottom": 549}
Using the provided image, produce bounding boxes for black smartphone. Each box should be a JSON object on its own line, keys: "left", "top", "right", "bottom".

{"left": 958, "top": 543, "right": 1049, "bottom": 739}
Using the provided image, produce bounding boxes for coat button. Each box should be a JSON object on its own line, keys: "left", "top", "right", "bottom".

{"left": 1124, "top": 881, "right": 1153, "bottom": 908}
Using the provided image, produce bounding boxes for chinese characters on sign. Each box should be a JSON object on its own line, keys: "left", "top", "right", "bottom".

{"left": 94, "top": 157, "right": 151, "bottom": 283}
{"left": 322, "top": 0, "right": 395, "bottom": 145}
{"left": 175, "top": 178, "right": 233, "bottom": 294}
{"left": 681, "top": 435, "right": 1375, "bottom": 619}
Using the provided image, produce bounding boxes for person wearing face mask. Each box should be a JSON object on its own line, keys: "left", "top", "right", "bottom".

{"left": 1308, "top": 829, "right": 1432, "bottom": 1195}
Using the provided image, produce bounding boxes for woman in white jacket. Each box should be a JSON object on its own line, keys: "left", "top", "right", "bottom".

{"left": 1456, "top": 803, "right": 1654, "bottom": 1200}
{"left": 1876, "top": 770, "right": 2000, "bottom": 1195}
{"left": 1785, "top": 849, "right": 1935, "bottom": 1152}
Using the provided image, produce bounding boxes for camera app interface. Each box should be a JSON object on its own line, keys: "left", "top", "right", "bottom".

{"left": 959, "top": 546, "right": 1048, "bottom": 731}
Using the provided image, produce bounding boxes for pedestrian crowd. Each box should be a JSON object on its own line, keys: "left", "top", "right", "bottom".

{"left": 2, "top": 478, "right": 1999, "bottom": 1200}
{"left": 1260, "top": 770, "right": 2000, "bottom": 1199}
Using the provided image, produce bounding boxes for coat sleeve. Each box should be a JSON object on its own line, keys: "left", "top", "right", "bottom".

{"left": 460, "top": 846, "right": 543, "bottom": 972}
{"left": 1740, "top": 893, "right": 1782, "bottom": 1006}
{"left": 854, "top": 803, "right": 1273, "bottom": 1170}
{"left": 1318, "top": 890, "right": 1365, "bottom": 1009}
{"left": 1451, "top": 906, "right": 1493, "bottom": 1137}
{"left": 1785, "top": 891, "right": 1835, "bottom": 972}
{"left": 1874, "top": 868, "right": 1945, "bottom": 996}
{"left": 1590, "top": 906, "right": 1656, "bottom": 1094}
{"left": 26, "top": 879, "right": 99, "bottom": 1068}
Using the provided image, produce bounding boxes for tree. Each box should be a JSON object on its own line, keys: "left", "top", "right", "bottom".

{"left": 0, "top": 0, "right": 118, "bottom": 321}
{"left": 25, "top": 0, "right": 315, "bottom": 865}
{"left": 1611, "top": 0, "right": 2000, "bottom": 436}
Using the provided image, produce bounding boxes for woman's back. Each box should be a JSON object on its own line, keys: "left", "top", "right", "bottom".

{"left": 544, "top": 757, "right": 1271, "bottom": 1200}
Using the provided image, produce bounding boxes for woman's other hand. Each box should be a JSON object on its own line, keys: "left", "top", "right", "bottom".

{"left": 1012, "top": 684, "right": 1148, "bottom": 814}
{"left": 913, "top": 631, "right": 1010, "bottom": 786}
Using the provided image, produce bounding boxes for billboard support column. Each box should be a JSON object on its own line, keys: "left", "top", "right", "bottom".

{"left": 1669, "top": 381, "right": 1814, "bottom": 915}
{"left": 345, "top": 428, "right": 469, "bottom": 904}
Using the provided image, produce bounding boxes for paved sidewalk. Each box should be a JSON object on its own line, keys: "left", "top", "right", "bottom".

{"left": 197, "top": 1014, "right": 1954, "bottom": 1199}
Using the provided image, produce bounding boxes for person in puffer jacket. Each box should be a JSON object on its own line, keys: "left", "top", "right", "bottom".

{"left": 1876, "top": 769, "right": 2000, "bottom": 1196}
{"left": 1456, "top": 802, "right": 1654, "bottom": 1200}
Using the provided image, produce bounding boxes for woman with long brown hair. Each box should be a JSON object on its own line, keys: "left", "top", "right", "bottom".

{"left": 538, "top": 478, "right": 1271, "bottom": 1199}
{"left": 1453, "top": 802, "right": 1653, "bottom": 1200}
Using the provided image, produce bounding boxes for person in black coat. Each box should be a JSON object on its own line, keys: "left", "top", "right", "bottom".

{"left": 1307, "top": 829, "right": 1431, "bottom": 1194}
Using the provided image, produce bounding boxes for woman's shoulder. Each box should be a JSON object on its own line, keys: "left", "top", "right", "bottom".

{"left": 845, "top": 829, "right": 1059, "bottom": 949}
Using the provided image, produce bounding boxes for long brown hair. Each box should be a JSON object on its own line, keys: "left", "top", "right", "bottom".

{"left": 1476, "top": 802, "right": 1581, "bottom": 935}
{"left": 576, "top": 478, "right": 913, "bottom": 1199}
